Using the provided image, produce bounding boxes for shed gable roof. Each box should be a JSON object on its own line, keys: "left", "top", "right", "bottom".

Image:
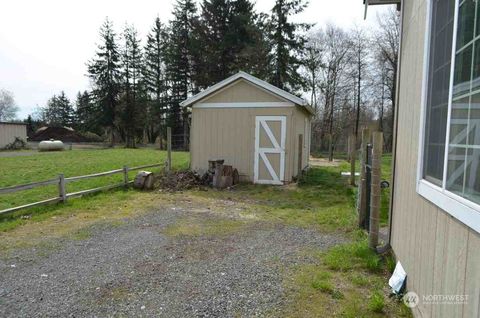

{"left": 180, "top": 71, "right": 313, "bottom": 114}
{"left": 201, "top": 79, "right": 288, "bottom": 104}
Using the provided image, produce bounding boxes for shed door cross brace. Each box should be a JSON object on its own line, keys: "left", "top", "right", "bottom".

{"left": 254, "top": 116, "right": 286, "bottom": 185}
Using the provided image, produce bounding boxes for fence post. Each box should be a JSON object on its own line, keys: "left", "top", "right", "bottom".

{"left": 349, "top": 134, "right": 356, "bottom": 186}
{"left": 358, "top": 128, "right": 370, "bottom": 228}
{"left": 369, "top": 131, "right": 383, "bottom": 250}
{"left": 58, "top": 174, "right": 66, "bottom": 203}
{"left": 123, "top": 165, "right": 129, "bottom": 187}
{"left": 166, "top": 127, "right": 172, "bottom": 173}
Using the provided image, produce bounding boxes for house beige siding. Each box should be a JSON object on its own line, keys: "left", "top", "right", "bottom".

{"left": 392, "top": 0, "right": 480, "bottom": 317}
{"left": 190, "top": 79, "right": 311, "bottom": 182}
{"left": 0, "top": 123, "right": 27, "bottom": 148}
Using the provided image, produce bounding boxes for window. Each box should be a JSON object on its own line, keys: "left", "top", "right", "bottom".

{"left": 423, "top": 0, "right": 455, "bottom": 185}
{"left": 420, "top": 0, "right": 480, "bottom": 232}
{"left": 447, "top": 0, "right": 480, "bottom": 203}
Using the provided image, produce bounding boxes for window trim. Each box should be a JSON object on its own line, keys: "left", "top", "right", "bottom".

{"left": 417, "top": 0, "right": 480, "bottom": 234}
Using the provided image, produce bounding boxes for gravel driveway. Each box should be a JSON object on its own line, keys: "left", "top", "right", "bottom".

{"left": 0, "top": 206, "right": 344, "bottom": 317}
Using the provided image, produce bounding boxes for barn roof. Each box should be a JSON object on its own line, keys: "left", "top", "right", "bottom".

{"left": 180, "top": 71, "right": 314, "bottom": 115}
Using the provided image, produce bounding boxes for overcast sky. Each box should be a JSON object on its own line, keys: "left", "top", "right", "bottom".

{"left": 0, "top": 0, "right": 390, "bottom": 118}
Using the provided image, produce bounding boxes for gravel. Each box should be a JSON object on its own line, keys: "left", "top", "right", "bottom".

{"left": 0, "top": 206, "right": 345, "bottom": 317}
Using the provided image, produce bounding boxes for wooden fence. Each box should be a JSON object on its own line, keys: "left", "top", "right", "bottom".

{"left": 0, "top": 163, "right": 163, "bottom": 215}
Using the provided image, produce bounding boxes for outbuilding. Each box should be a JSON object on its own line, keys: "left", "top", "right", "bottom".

{"left": 0, "top": 122, "right": 27, "bottom": 149}
{"left": 181, "top": 71, "right": 313, "bottom": 185}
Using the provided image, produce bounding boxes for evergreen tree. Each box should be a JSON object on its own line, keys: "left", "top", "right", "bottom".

{"left": 196, "top": 0, "right": 231, "bottom": 87}
{"left": 43, "top": 91, "right": 75, "bottom": 126}
{"left": 25, "top": 115, "right": 35, "bottom": 137}
{"left": 268, "top": 0, "right": 310, "bottom": 92}
{"left": 165, "top": 0, "right": 198, "bottom": 146}
{"left": 228, "top": 0, "right": 269, "bottom": 76}
{"left": 87, "top": 18, "right": 121, "bottom": 146}
{"left": 195, "top": 0, "right": 268, "bottom": 88}
{"left": 76, "top": 91, "right": 100, "bottom": 133}
{"left": 120, "top": 24, "right": 144, "bottom": 148}
{"left": 144, "top": 17, "right": 168, "bottom": 145}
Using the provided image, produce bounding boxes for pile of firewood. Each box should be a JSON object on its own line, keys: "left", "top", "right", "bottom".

{"left": 153, "top": 160, "right": 239, "bottom": 191}
{"left": 154, "top": 170, "right": 205, "bottom": 191}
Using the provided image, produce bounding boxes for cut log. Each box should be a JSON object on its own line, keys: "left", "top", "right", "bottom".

{"left": 219, "top": 176, "right": 233, "bottom": 189}
{"left": 223, "top": 165, "right": 233, "bottom": 176}
{"left": 232, "top": 169, "right": 239, "bottom": 185}
{"left": 213, "top": 163, "right": 224, "bottom": 188}
{"left": 134, "top": 171, "right": 154, "bottom": 190}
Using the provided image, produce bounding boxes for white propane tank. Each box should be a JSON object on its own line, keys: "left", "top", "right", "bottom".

{"left": 38, "top": 139, "right": 64, "bottom": 151}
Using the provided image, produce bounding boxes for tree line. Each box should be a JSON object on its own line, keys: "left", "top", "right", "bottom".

{"left": 26, "top": 1, "right": 399, "bottom": 156}
{"left": 32, "top": 0, "right": 310, "bottom": 148}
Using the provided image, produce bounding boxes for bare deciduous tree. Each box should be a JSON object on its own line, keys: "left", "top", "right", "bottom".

{"left": 350, "top": 25, "right": 370, "bottom": 139}
{"left": 320, "top": 24, "right": 352, "bottom": 161}
{"left": 374, "top": 7, "right": 400, "bottom": 151}
{"left": 0, "top": 89, "right": 19, "bottom": 121}
{"left": 303, "top": 32, "right": 323, "bottom": 115}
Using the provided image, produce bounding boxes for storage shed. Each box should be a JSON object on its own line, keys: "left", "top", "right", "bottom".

{"left": 0, "top": 122, "right": 27, "bottom": 149}
{"left": 181, "top": 71, "right": 313, "bottom": 185}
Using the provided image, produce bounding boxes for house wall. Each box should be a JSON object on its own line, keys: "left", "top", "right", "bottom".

{"left": 392, "top": 0, "right": 480, "bottom": 317}
{"left": 0, "top": 123, "right": 27, "bottom": 148}
{"left": 190, "top": 80, "right": 310, "bottom": 182}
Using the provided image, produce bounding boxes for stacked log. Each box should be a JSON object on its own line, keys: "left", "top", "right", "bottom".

{"left": 209, "top": 160, "right": 239, "bottom": 189}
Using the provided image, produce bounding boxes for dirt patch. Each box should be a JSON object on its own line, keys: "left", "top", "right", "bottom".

{"left": 309, "top": 157, "right": 342, "bottom": 167}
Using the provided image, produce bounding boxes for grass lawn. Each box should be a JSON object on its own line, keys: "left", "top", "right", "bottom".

{"left": 0, "top": 148, "right": 189, "bottom": 223}
{"left": 315, "top": 152, "right": 393, "bottom": 226}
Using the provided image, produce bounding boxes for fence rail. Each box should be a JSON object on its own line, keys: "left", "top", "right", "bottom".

{"left": 0, "top": 163, "right": 164, "bottom": 216}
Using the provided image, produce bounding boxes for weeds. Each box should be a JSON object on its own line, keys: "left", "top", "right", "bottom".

{"left": 369, "top": 291, "right": 386, "bottom": 313}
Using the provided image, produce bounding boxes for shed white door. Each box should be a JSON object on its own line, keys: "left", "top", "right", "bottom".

{"left": 254, "top": 116, "right": 286, "bottom": 185}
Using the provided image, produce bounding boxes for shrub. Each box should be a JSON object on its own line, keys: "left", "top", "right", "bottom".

{"left": 3, "top": 137, "right": 28, "bottom": 150}
{"left": 79, "top": 131, "right": 104, "bottom": 142}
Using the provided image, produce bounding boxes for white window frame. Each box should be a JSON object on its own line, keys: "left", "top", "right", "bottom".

{"left": 417, "top": 0, "right": 480, "bottom": 234}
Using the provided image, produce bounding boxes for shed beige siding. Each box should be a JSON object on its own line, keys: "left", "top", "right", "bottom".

{"left": 0, "top": 123, "right": 27, "bottom": 148}
{"left": 190, "top": 79, "right": 310, "bottom": 182}
{"left": 191, "top": 107, "right": 297, "bottom": 182}
{"left": 392, "top": 0, "right": 480, "bottom": 317}
{"left": 293, "top": 106, "right": 311, "bottom": 174}
{"left": 201, "top": 79, "right": 287, "bottom": 103}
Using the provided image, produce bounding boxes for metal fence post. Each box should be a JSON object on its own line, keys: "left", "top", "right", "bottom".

{"left": 166, "top": 127, "right": 172, "bottom": 173}
{"left": 58, "top": 174, "right": 66, "bottom": 203}
{"left": 369, "top": 131, "right": 383, "bottom": 250}
{"left": 123, "top": 165, "right": 129, "bottom": 187}
{"left": 357, "top": 128, "right": 370, "bottom": 228}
